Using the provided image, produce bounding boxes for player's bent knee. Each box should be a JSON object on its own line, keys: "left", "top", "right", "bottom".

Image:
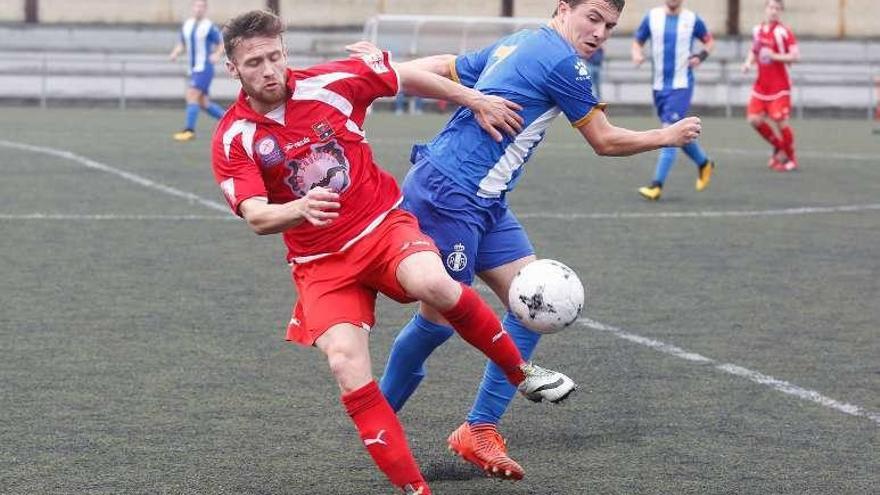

{"left": 409, "top": 274, "right": 461, "bottom": 310}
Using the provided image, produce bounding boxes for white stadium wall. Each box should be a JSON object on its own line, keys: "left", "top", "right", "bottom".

{"left": 36, "top": 0, "right": 263, "bottom": 24}
{"left": 0, "top": 0, "right": 877, "bottom": 37}
{"left": 0, "top": 2, "right": 24, "bottom": 22}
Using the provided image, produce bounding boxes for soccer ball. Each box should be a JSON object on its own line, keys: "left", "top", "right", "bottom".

{"left": 508, "top": 259, "right": 585, "bottom": 334}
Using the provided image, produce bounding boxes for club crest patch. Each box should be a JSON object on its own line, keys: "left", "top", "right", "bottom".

{"left": 285, "top": 140, "right": 351, "bottom": 197}
{"left": 256, "top": 136, "right": 284, "bottom": 168}
{"left": 312, "top": 120, "right": 335, "bottom": 141}
{"left": 446, "top": 243, "right": 468, "bottom": 272}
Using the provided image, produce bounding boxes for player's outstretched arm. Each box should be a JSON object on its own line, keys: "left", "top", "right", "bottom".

{"left": 169, "top": 42, "right": 184, "bottom": 61}
{"left": 346, "top": 42, "right": 456, "bottom": 78}
{"left": 579, "top": 111, "right": 701, "bottom": 156}
{"left": 239, "top": 188, "right": 340, "bottom": 235}
{"left": 770, "top": 44, "right": 800, "bottom": 64}
{"left": 631, "top": 40, "right": 646, "bottom": 67}
{"left": 394, "top": 63, "right": 524, "bottom": 141}
{"left": 742, "top": 50, "right": 756, "bottom": 73}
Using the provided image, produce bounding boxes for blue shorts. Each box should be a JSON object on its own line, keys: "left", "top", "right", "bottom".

{"left": 189, "top": 69, "right": 214, "bottom": 94}
{"left": 401, "top": 156, "right": 534, "bottom": 285}
{"left": 653, "top": 88, "right": 693, "bottom": 124}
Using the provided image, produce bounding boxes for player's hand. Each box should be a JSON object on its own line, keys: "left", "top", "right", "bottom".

{"left": 666, "top": 116, "right": 702, "bottom": 147}
{"left": 471, "top": 94, "right": 524, "bottom": 142}
{"left": 345, "top": 41, "right": 383, "bottom": 60}
{"left": 209, "top": 53, "right": 222, "bottom": 65}
{"left": 295, "top": 187, "right": 340, "bottom": 227}
{"left": 688, "top": 55, "right": 702, "bottom": 68}
{"left": 632, "top": 52, "right": 645, "bottom": 67}
{"left": 741, "top": 62, "right": 751, "bottom": 73}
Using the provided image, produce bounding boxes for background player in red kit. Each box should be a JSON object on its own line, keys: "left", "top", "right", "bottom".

{"left": 210, "top": 10, "right": 577, "bottom": 495}
{"left": 742, "top": 0, "right": 800, "bottom": 172}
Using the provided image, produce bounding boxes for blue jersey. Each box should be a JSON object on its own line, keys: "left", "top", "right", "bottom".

{"left": 421, "top": 26, "right": 603, "bottom": 199}
{"left": 180, "top": 17, "right": 222, "bottom": 74}
{"left": 635, "top": 8, "right": 709, "bottom": 91}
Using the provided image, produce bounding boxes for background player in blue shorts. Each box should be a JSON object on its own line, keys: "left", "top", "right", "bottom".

{"left": 631, "top": 0, "right": 715, "bottom": 200}
{"left": 373, "top": 0, "right": 702, "bottom": 481}
{"left": 169, "top": 0, "right": 225, "bottom": 141}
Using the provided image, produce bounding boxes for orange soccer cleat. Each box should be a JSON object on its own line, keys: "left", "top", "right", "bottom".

{"left": 447, "top": 422, "right": 524, "bottom": 481}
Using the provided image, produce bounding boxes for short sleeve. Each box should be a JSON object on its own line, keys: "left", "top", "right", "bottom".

{"left": 694, "top": 16, "right": 710, "bottom": 42}
{"left": 334, "top": 51, "right": 400, "bottom": 106}
{"left": 211, "top": 132, "right": 268, "bottom": 216}
{"left": 785, "top": 27, "right": 798, "bottom": 49}
{"left": 209, "top": 25, "right": 222, "bottom": 45}
{"left": 452, "top": 40, "right": 501, "bottom": 88}
{"left": 545, "top": 56, "right": 605, "bottom": 127}
{"left": 635, "top": 14, "right": 651, "bottom": 43}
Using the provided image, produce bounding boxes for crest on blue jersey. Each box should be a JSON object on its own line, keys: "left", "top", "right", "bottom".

{"left": 446, "top": 242, "right": 468, "bottom": 272}
{"left": 574, "top": 59, "right": 591, "bottom": 81}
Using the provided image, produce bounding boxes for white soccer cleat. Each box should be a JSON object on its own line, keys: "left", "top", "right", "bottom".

{"left": 517, "top": 362, "right": 577, "bottom": 404}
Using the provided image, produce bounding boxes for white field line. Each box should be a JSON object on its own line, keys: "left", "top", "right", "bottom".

{"left": 0, "top": 140, "right": 230, "bottom": 213}
{"left": 517, "top": 203, "right": 880, "bottom": 220}
{"left": 369, "top": 138, "right": 880, "bottom": 162}
{"left": 579, "top": 317, "right": 880, "bottom": 426}
{"left": 2, "top": 140, "right": 878, "bottom": 223}
{"left": 0, "top": 213, "right": 235, "bottom": 221}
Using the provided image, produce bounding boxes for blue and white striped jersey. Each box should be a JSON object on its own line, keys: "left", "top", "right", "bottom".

{"left": 180, "top": 17, "right": 222, "bottom": 73}
{"left": 635, "top": 7, "right": 710, "bottom": 91}
{"left": 421, "top": 26, "right": 603, "bottom": 199}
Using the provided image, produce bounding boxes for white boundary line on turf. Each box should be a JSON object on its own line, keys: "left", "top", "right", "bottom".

{"left": 517, "top": 203, "right": 880, "bottom": 220}
{"left": 578, "top": 317, "right": 880, "bottom": 426}
{"left": 0, "top": 140, "right": 231, "bottom": 213}
{"left": 368, "top": 138, "right": 880, "bottom": 162}
{"left": 3, "top": 140, "right": 879, "bottom": 223}
{"left": 0, "top": 213, "right": 235, "bottom": 221}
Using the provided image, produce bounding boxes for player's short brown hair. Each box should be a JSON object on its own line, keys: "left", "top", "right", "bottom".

{"left": 223, "top": 10, "right": 285, "bottom": 61}
{"left": 552, "top": 0, "right": 626, "bottom": 16}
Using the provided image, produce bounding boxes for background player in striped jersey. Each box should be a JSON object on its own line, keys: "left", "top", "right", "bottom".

{"left": 632, "top": 0, "right": 716, "bottom": 201}
{"left": 742, "top": 0, "right": 801, "bottom": 171}
{"left": 169, "top": 0, "right": 226, "bottom": 141}
{"left": 374, "top": 0, "right": 702, "bottom": 480}
{"left": 211, "top": 10, "right": 577, "bottom": 494}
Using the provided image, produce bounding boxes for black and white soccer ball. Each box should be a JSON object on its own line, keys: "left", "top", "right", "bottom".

{"left": 508, "top": 259, "right": 585, "bottom": 334}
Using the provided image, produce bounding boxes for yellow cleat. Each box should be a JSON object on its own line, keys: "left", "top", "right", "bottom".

{"left": 696, "top": 159, "right": 715, "bottom": 191}
{"left": 173, "top": 129, "right": 196, "bottom": 141}
{"left": 638, "top": 185, "right": 662, "bottom": 201}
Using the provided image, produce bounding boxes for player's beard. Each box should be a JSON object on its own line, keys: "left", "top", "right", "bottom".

{"left": 244, "top": 77, "right": 287, "bottom": 111}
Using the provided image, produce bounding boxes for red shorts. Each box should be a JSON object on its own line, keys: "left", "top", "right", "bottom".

{"left": 285, "top": 209, "right": 439, "bottom": 347}
{"left": 747, "top": 94, "right": 791, "bottom": 121}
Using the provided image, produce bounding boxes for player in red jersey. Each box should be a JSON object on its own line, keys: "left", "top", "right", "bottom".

{"left": 742, "top": 0, "right": 800, "bottom": 172}
{"left": 211, "top": 10, "right": 577, "bottom": 495}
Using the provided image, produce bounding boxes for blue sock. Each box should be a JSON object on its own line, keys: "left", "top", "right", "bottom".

{"left": 379, "top": 314, "right": 454, "bottom": 412}
{"left": 184, "top": 103, "right": 199, "bottom": 131}
{"left": 205, "top": 102, "right": 225, "bottom": 119}
{"left": 466, "top": 311, "right": 542, "bottom": 425}
{"left": 652, "top": 146, "right": 678, "bottom": 186}
{"left": 682, "top": 141, "right": 708, "bottom": 167}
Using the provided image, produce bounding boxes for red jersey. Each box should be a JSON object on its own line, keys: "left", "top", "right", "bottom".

{"left": 750, "top": 21, "right": 797, "bottom": 100}
{"left": 211, "top": 52, "right": 402, "bottom": 264}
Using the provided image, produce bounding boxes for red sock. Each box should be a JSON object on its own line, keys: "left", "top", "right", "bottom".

{"left": 780, "top": 125, "right": 796, "bottom": 162}
{"left": 753, "top": 121, "right": 783, "bottom": 150}
{"left": 342, "top": 381, "right": 426, "bottom": 492}
{"left": 440, "top": 284, "right": 526, "bottom": 385}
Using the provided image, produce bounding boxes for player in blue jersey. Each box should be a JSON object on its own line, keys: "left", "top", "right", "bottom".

{"left": 631, "top": 0, "right": 716, "bottom": 200}
{"left": 371, "top": 0, "right": 702, "bottom": 481}
{"left": 169, "top": 0, "right": 226, "bottom": 141}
